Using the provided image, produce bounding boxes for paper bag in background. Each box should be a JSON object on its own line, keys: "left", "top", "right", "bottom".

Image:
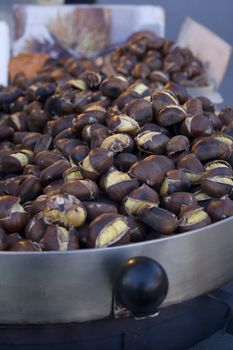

{"left": 13, "top": 5, "right": 165, "bottom": 57}
{"left": 0, "top": 22, "right": 10, "bottom": 87}
{"left": 177, "top": 17, "right": 232, "bottom": 103}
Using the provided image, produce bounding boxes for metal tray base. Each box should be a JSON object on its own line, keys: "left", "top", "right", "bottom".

{"left": 0, "top": 294, "right": 229, "bottom": 350}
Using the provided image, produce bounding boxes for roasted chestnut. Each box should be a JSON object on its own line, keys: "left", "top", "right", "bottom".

{"left": 125, "top": 99, "right": 153, "bottom": 124}
{"left": 151, "top": 90, "right": 178, "bottom": 115}
{"left": 0, "top": 126, "right": 14, "bottom": 141}
{"left": 25, "top": 212, "right": 48, "bottom": 242}
{"left": 61, "top": 179, "right": 99, "bottom": 201}
{"left": 162, "top": 192, "right": 197, "bottom": 215}
{"left": 87, "top": 213, "right": 130, "bottom": 248}
{"left": 1, "top": 150, "right": 32, "bottom": 173}
{"left": 177, "top": 153, "right": 204, "bottom": 184}
{"left": 79, "top": 148, "right": 113, "bottom": 180}
{"left": 107, "top": 114, "right": 140, "bottom": 134}
{"left": 0, "top": 195, "right": 29, "bottom": 233}
{"left": 72, "top": 112, "right": 102, "bottom": 135}
{"left": 63, "top": 166, "right": 83, "bottom": 181}
{"left": 70, "top": 145, "right": 90, "bottom": 166}
{"left": 207, "top": 196, "right": 233, "bottom": 222}
{"left": 101, "top": 134, "right": 133, "bottom": 154}
{"left": 100, "top": 169, "right": 139, "bottom": 202}
{"left": 83, "top": 201, "right": 118, "bottom": 221}
{"left": 9, "top": 240, "right": 42, "bottom": 252}
{"left": 178, "top": 205, "right": 211, "bottom": 232}
{"left": 100, "top": 76, "right": 128, "bottom": 98}
{"left": 41, "top": 225, "right": 79, "bottom": 251}
{"left": 156, "top": 105, "right": 186, "bottom": 127}
{"left": 55, "top": 138, "right": 83, "bottom": 160}
{"left": 114, "top": 153, "right": 138, "bottom": 172}
{"left": 126, "top": 216, "right": 146, "bottom": 242}
{"left": 121, "top": 184, "right": 159, "bottom": 216}
{"left": 40, "top": 160, "right": 70, "bottom": 187}
{"left": 222, "top": 120, "right": 233, "bottom": 138}
{"left": 0, "top": 227, "right": 8, "bottom": 250}
{"left": 201, "top": 172, "right": 233, "bottom": 198}
{"left": 192, "top": 137, "right": 231, "bottom": 161}
{"left": 135, "top": 130, "right": 169, "bottom": 154}
{"left": 34, "top": 151, "right": 65, "bottom": 170}
{"left": 164, "top": 82, "right": 189, "bottom": 104}
{"left": 184, "top": 98, "right": 203, "bottom": 115}
{"left": 166, "top": 135, "right": 190, "bottom": 157}
{"left": 180, "top": 114, "right": 213, "bottom": 138}
{"left": 218, "top": 106, "right": 233, "bottom": 126}
{"left": 83, "top": 71, "right": 102, "bottom": 89}
{"left": 144, "top": 155, "right": 175, "bottom": 175}
{"left": 139, "top": 206, "right": 178, "bottom": 235}
{"left": 43, "top": 194, "right": 87, "bottom": 228}
{"left": 30, "top": 195, "right": 49, "bottom": 216}
{"left": 160, "top": 170, "right": 191, "bottom": 197}
{"left": 129, "top": 159, "right": 164, "bottom": 187}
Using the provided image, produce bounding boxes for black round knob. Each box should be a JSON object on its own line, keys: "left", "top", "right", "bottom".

{"left": 115, "top": 256, "right": 168, "bottom": 318}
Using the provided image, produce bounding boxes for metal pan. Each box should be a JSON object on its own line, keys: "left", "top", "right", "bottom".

{"left": 0, "top": 217, "right": 232, "bottom": 324}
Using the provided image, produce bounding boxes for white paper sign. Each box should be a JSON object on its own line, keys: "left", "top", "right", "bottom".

{"left": 177, "top": 17, "right": 232, "bottom": 88}
{"left": 0, "top": 22, "right": 10, "bottom": 86}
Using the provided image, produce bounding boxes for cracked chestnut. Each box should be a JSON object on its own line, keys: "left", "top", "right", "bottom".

{"left": 87, "top": 213, "right": 130, "bottom": 248}
{"left": 79, "top": 148, "right": 113, "bottom": 180}
{"left": 41, "top": 225, "right": 79, "bottom": 251}
{"left": 100, "top": 169, "right": 139, "bottom": 202}
{"left": 121, "top": 184, "right": 159, "bottom": 216}
{"left": 43, "top": 194, "right": 87, "bottom": 228}
{"left": 0, "top": 195, "right": 29, "bottom": 233}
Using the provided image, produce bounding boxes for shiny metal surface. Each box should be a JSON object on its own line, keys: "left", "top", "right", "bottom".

{"left": 0, "top": 217, "right": 233, "bottom": 324}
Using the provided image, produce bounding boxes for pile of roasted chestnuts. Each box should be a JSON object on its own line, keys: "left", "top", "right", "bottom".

{"left": 0, "top": 31, "right": 232, "bottom": 252}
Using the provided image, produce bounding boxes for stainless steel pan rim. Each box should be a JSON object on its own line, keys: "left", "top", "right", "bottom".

{"left": 0, "top": 216, "right": 232, "bottom": 324}
{"left": 1, "top": 216, "right": 233, "bottom": 256}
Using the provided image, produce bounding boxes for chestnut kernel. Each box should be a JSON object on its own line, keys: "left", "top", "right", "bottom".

{"left": 101, "top": 134, "right": 133, "bottom": 154}
{"left": 87, "top": 213, "right": 130, "bottom": 248}
{"left": 121, "top": 184, "right": 159, "bottom": 216}
{"left": 160, "top": 170, "right": 191, "bottom": 197}
{"left": 43, "top": 194, "right": 87, "bottom": 228}
{"left": 107, "top": 114, "right": 140, "bottom": 135}
{"left": 178, "top": 205, "right": 211, "bottom": 232}
{"left": 100, "top": 170, "right": 139, "bottom": 202}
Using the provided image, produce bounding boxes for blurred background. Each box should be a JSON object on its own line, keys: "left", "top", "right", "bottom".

{"left": 0, "top": 0, "right": 232, "bottom": 104}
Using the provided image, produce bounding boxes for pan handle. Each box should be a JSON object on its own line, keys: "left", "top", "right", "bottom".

{"left": 114, "top": 256, "right": 168, "bottom": 319}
